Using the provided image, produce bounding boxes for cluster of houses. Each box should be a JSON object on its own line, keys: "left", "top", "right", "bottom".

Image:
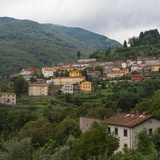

{"left": 1, "top": 56, "right": 160, "bottom": 105}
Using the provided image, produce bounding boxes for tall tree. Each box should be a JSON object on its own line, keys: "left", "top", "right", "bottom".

{"left": 123, "top": 40, "right": 128, "bottom": 48}
{"left": 77, "top": 51, "right": 81, "bottom": 60}
{"left": 14, "top": 76, "right": 28, "bottom": 97}
{"left": 139, "top": 31, "right": 144, "bottom": 42}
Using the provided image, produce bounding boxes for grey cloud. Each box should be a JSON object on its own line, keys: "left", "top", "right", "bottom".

{"left": 0, "top": 0, "right": 160, "bottom": 43}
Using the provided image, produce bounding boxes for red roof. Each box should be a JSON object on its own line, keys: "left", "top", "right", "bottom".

{"left": 105, "top": 113, "right": 153, "bottom": 127}
{"left": 28, "top": 83, "right": 48, "bottom": 87}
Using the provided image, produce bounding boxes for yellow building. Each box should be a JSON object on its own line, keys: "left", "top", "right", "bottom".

{"left": 152, "top": 65, "right": 160, "bottom": 71}
{"left": 69, "top": 70, "right": 82, "bottom": 77}
{"left": 28, "top": 83, "right": 48, "bottom": 96}
{"left": 80, "top": 81, "right": 92, "bottom": 93}
{"left": 53, "top": 76, "right": 85, "bottom": 86}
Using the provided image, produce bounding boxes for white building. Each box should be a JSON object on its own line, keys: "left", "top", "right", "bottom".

{"left": 42, "top": 67, "right": 54, "bottom": 78}
{"left": 61, "top": 84, "right": 74, "bottom": 94}
{"left": 105, "top": 113, "right": 160, "bottom": 151}
{"left": 78, "top": 58, "right": 96, "bottom": 63}
{"left": 80, "top": 112, "right": 160, "bottom": 152}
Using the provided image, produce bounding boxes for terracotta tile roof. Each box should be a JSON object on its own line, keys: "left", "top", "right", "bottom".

{"left": 104, "top": 113, "right": 153, "bottom": 127}
{"left": 42, "top": 67, "right": 53, "bottom": 71}
{"left": 28, "top": 83, "right": 48, "bottom": 87}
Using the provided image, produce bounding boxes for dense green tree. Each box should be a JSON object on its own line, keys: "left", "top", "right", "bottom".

{"left": 95, "top": 66, "right": 103, "bottom": 75}
{"left": 30, "top": 77, "right": 37, "bottom": 83}
{"left": 0, "top": 82, "right": 10, "bottom": 92}
{"left": 0, "top": 138, "right": 33, "bottom": 160}
{"left": 135, "top": 89, "right": 160, "bottom": 116}
{"left": 152, "top": 127, "right": 160, "bottom": 151}
{"left": 135, "top": 129, "right": 157, "bottom": 156}
{"left": 77, "top": 51, "right": 81, "bottom": 60}
{"left": 117, "top": 96, "right": 131, "bottom": 112}
{"left": 128, "top": 36, "right": 139, "bottom": 46}
{"left": 71, "top": 122, "right": 119, "bottom": 160}
{"left": 111, "top": 148, "right": 144, "bottom": 160}
{"left": 65, "top": 93, "right": 72, "bottom": 103}
{"left": 14, "top": 76, "right": 28, "bottom": 97}
{"left": 72, "top": 96, "right": 81, "bottom": 106}
{"left": 54, "top": 117, "right": 80, "bottom": 146}
{"left": 123, "top": 40, "right": 128, "bottom": 48}
{"left": 142, "top": 79, "right": 156, "bottom": 98}
{"left": 0, "top": 109, "right": 36, "bottom": 135}
{"left": 86, "top": 105, "right": 109, "bottom": 119}
{"left": 18, "top": 117, "right": 54, "bottom": 146}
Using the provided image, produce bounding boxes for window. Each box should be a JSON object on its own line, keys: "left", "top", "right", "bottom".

{"left": 124, "top": 143, "right": 128, "bottom": 148}
{"left": 108, "top": 127, "right": 111, "bottom": 133}
{"left": 149, "top": 128, "right": 152, "bottom": 134}
{"left": 149, "top": 120, "right": 152, "bottom": 124}
{"left": 124, "top": 129, "right": 128, "bottom": 137}
{"left": 115, "top": 128, "right": 118, "bottom": 135}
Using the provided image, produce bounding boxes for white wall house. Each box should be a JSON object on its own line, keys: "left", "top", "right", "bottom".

{"left": 105, "top": 113, "right": 160, "bottom": 151}
{"left": 61, "top": 84, "right": 74, "bottom": 94}
{"left": 42, "top": 67, "right": 54, "bottom": 78}
{"left": 80, "top": 113, "right": 160, "bottom": 152}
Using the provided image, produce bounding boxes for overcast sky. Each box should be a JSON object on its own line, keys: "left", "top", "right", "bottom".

{"left": 0, "top": 0, "right": 160, "bottom": 44}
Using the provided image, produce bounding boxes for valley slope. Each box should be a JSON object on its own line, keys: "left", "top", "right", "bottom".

{"left": 0, "top": 17, "right": 121, "bottom": 77}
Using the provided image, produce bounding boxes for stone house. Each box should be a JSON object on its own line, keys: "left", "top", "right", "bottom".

{"left": 80, "top": 117, "right": 102, "bottom": 133}
{"left": 0, "top": 93, "right": 16, "bottom": 105}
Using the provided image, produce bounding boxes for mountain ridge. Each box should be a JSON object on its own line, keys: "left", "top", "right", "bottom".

{"left": 0, "top": 17, "right": 121, "bottom": 77}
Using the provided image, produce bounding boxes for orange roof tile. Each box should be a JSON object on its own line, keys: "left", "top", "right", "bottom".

{"left": 28, "top": 83, "right": 48, "bottom": 87}
{"left": 105, "top": 112, "right": 153, "bottom": 127}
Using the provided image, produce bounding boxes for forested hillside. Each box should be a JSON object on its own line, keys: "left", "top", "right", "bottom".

{"left": 0, "top": 17, "right": 121, "bottom": 77}
{"left": 47, "top": 24, "right": 121, "bottom": 50}
{"left": 89, "top": 29, "right": 160, "bottom": 61}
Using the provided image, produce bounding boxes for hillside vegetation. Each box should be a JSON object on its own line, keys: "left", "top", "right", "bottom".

{"left": 0, "top": 17, "right": 121, "bottom": 77}
{"left": 89, "top": 29, "right": 160, "bottom": 61}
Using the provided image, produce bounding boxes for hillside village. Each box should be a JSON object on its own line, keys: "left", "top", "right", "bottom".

{"left": 0, "top": 55, "right": 159, "bottom": 108}
{"left": 1, "top": 55, "right": 160, "bottom": 104}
